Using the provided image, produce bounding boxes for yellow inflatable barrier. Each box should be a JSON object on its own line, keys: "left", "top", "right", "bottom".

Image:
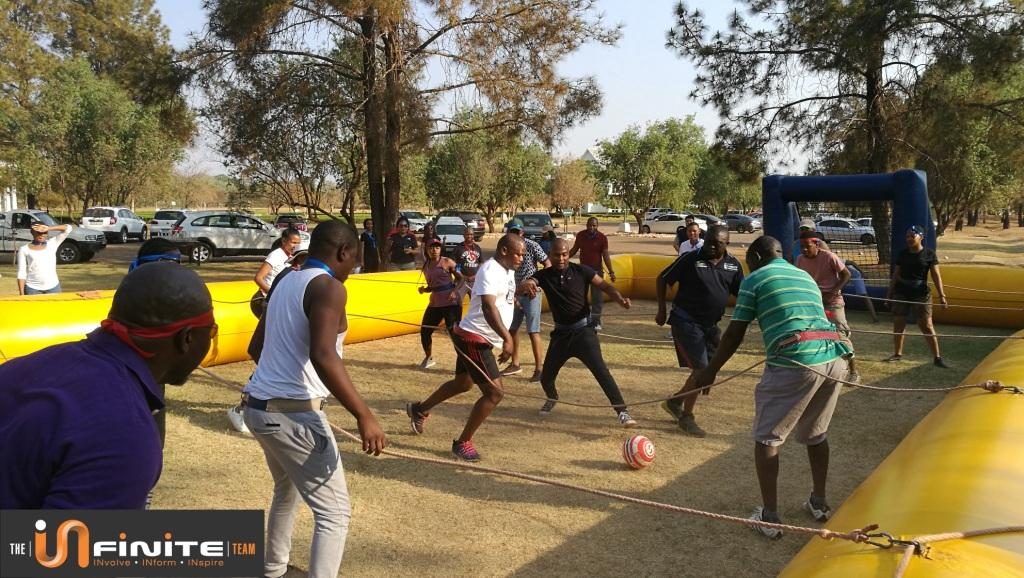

{"left": 0, "top": 257, "right": 1021, "bottom": 576}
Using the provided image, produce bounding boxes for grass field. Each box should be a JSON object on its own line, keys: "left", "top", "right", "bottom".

{"left": 2, "top": 222, "right": 1020, "bottom": 576}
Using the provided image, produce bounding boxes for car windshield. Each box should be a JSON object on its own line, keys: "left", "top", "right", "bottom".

{"left": 155, "top": 210, "right": 183, "bottom": 220}
{"left": 277, "top": 215, "right": 303, "bottom": 223}
{"left": 84, "top": 208, "right": 114, "bottom": 218}
{"left": 516, "top": 215, "right": 550, "bottom": 227}
{"left": 33, "top": 213, "right": 58, "bottom": 226}
{"left": 437, "top": 224, "right": 465, "bottom": 235}
{"left": 403, "top": 211, "right": 426, "bottom": 219}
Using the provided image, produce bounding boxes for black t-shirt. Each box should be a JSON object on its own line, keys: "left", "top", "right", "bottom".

{"left": 361, "top": 231, "right": 379, "bottom": 270}
{"left": 453, "top": 242, "right": 483, "bottom": 277}
{"left": 388, "top": 233, "right": 418, "bottom": 264}
{"left": 895, "top": 247, "right": 938, "bottom": 298}
{"left": 660, "top": 249, "right": 744, "bottom": 327}
{"left": 532, "top": 263, "right": 597, "bottom": 325}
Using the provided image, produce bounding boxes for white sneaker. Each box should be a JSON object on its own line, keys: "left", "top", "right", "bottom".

{"left": 617, "top": 411, "right": 638, "bottom": 427}
{"left": 227, "top": 405, "right": 250, "bottom": 434}
{"left": 749, "top": 507, "right": 784, "bottom": 539}
{"left": 419, "top": 357, "right": 436, "bottom": 370}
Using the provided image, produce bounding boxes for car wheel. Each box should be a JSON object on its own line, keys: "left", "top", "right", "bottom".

{"left": 119, "top": 227, "right": 128, "bottom": 244}
{"left": 861, "top": 234, "right": 875, "bottom": 245}
{"left": 141, "top": 226, "right": 149, "bottom": 241}
{"left": 57, "top": 242, "right": 81, "bottom": 264}
{"left": 192, "top": 242, "right": 212, "bottom": 263}
{"left": 641, "top": 225, "right": 651, "bottom": 234}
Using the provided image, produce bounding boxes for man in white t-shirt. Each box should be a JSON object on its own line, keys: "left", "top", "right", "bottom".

{"left": 17, "top": 223, "right": 72, "bottom": 295}
{"left": 406, "top": 234, "right": 525, "bottom": 461}
{"left": 254, "top": 229, "right": 303, "bottom": 295}
{"left": 673, "top": 222, "right": 704, "bottom": 256}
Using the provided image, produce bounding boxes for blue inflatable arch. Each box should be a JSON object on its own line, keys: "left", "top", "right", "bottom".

{"left": 762, "top": 170, "right": 935, "bottom": 267}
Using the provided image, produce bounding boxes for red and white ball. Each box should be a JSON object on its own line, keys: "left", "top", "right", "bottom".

{"left": 622, "top": 434, "right": 655, "bottom": 469}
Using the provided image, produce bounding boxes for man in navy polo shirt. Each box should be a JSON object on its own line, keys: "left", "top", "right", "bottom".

{"left": 655, "top": 225, "right": 743, "bottom": 437}
{"left": 0, "top": 263, "right": 215, "bottom": 508}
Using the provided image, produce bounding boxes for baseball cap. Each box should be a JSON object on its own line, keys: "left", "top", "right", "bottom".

{"left": 907, "top": 225, "right": 925, "bottom": 237}
{"left": 427, "top": 238, "right": 442, "bottom": 247}
{"left": 507, "top": 219, "right": 524, "bottom": 232}
{"left": 799, "top": 218, "right": 816, "bottom": 230}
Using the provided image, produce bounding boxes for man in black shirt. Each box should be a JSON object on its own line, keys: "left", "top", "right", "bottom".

{"left": 521, "top": 238, "right": 638, "bottom": 427}
{"left": 655, "top": 225, "right": 744, "bottom": 437}
{"left": 886, "top": 226, "right": 949, "bottom": 367}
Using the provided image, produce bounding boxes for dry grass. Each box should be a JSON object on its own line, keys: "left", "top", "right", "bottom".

{"left": 155, "top": 301, "right": 1009, "bottom": 577}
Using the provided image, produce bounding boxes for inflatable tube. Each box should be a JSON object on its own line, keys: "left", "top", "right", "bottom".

{"left": 780, "top": 332, "right": 1024, "bottom": 576}
{"left": 0, "top": 257, "right": 1022, "bottom": 575}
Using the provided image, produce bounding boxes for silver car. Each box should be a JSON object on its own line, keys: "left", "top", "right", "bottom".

{"left": 171, "top": 210, "right": 309, "bottom": 262}
{"left": 149, "top": 208, "right": 191, "bottom": 238}
{"left": 815, "top": 218, "right": 876, "bottom": 245}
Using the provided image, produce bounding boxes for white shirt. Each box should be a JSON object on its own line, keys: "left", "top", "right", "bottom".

{"left": 245, "top": 268, "right": 346, "bottom": 400}
{"left": 260, "top": 248, "right": 291, "bottom": 294}
{"left": 458, "top": 258, "right": 516, "bottom": 347}
{"left": 16, "top": 228, "right": 71, "bottom": 291}
{"left": 678, "top": 238, "right": 704, "bottom": 256}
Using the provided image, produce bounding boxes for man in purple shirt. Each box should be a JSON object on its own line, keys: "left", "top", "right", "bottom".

{"left": 0, "top": 262, "right": 215, "bottom": 509}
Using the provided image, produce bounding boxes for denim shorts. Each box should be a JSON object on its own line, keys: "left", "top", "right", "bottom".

{"left": 510, "top": 292, "right": 542, "bottom": 334}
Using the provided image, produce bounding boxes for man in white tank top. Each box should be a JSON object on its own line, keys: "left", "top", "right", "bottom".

{"left": 243, "top": 220, "right": 386, "bottom": 578}
{"left": 406, "top": 234, "right": 525, "bottom": 462}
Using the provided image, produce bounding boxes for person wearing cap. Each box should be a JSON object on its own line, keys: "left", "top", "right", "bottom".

{"left": 796, "top": 230, "right": 860, "bottom": 382}
{"left": 503, "top": 219, "right": 551, "bottom": 380}
{"left": 569, "top": 217, "right": 615, "bottom": 330}
{"left": 0, "top": 262, "right": 216, "bottom": 508}
{"left": 417, "top": 238, "right": 463, "bottom": 369}
{"left": 886, "top": 225, "right": 949, "bottom": 367}
{"left": 794, "top": 218, "right": 829, "bottom": 258}
{"left": 16, "top": 222, "right": 73, "bottom": 295}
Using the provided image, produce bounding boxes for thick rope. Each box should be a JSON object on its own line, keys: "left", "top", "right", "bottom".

{"left": 786, "top": 359, "right": 1015, "bottom": 394}
{"left": 891, "top": 525, "right": 1024, "bottom": 578}
{"left": 194, "top": 366, "right": 880, "bottom": 545}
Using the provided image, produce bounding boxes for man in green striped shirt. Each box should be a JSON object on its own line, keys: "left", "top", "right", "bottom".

{"left": 685, "top": 236, "right": 851, "bottom": 539}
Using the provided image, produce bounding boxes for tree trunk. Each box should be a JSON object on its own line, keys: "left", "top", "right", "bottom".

{"left": 359, "top": 12, "right": 387, "bottom": 262}
{"left": 382, "top": 24, "right": 402, "bottom": 234}
{"left": 1017, "top": 203, "right": 1023, "bottom": 227}
{"left": 967, "top": 208, "right": 979, "bottom": 227}
{"left": 955, "top": 215, "right": 964, "bottom": 231}
{"left": 1002, "top": 209, "right": 1010, "bottom": 229}
{"left": 865, "top": 39, "right": 891, "bottom": 264}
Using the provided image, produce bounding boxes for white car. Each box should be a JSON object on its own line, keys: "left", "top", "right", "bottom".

{"left": 640, "top": 213, "right": 707, "bottom": 234}
{"left": 149, "top": 208, "right": 192, "bottom": 238}
{"left": 400, "top": 210, "right": 430, "bottom": 233}
{"left": 435, "top": 216, "right": 469, "bottom": 256}
{"left": 643, "top": 207, "right": 674, "bottom": 221}
{"left": 80, "top": 206, "right": 148, "bottom": 243}
{"left": 0, "top": 209, "right": 106, "bottom": 263}
{"left": 170, "top": 210, "right": 309, "bottom": 262}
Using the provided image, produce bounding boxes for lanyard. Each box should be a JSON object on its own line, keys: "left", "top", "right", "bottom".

{"left": 303, "top": 258, "right": 336, "bottom": 279}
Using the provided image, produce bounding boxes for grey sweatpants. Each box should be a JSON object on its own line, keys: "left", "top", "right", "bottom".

{"left": 244, "top": 407, "right": 352, "bottom": 578}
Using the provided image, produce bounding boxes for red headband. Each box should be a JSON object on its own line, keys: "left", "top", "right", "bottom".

{"left": 101, "top": 310, "right": 216, "bottom": 359}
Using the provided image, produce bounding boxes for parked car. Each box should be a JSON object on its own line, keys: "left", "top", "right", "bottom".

{"left": 0, "top": 209, "right": 106, "bottom": 264}
{"left": 856, "top": 217, "right": 872, "bottom": 228}
{"left": 435, "top": 209, "right": 486, "bottom": 241}
{"left": 504, "top": 212, "right": 555, "bottom": 242}
{"left": 149, "top": 209, "right": 191, "bottom": 238}
{"left": 640, "top": 213, "right": 707, "bottom": 234}
{"left": 690, "top": 213, "right": 724, "bottom": 227}
{"left": 273, "top": 213, "right": 308, "bottom": 232}
{"left": 721, "top": 213, "right": 762, "bottom": 233}
{"left": 643, "top": 207, "right": 674, "bottom": 221}
{"left": 399, "top": 210, "right": 430, "bottom": 233}
{"left": 815, "top": 218, "right": 877, "bottom": 245}
{"left": 80, "top": 206, "right": 148, "bottom": 243}
{"left": 170, "top": 210, "right": 309, "bottom": 262}
{"left": 435, "top": 216, "right": 469, "bottom": 257}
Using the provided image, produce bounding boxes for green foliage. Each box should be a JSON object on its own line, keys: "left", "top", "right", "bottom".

{"left": 550, "top": 159, "right": 599, "bottom": 214}
{"left": 594, "top": 117, "right": 706, "bottom": 224}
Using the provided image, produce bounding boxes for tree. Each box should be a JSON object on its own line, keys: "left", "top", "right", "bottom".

{"left": 668, "top": 0, "right": 1024, "bottom": 261}
{"left": 594, "top": 117, "right": 707, "bottom": 226}
{"left": 550, "top": 159, "right": 597, "bottom": 217}
{"left": 693, "top": 140, "right": 764, "bottom": 214}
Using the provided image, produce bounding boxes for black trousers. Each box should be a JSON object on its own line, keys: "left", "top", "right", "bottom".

{"left": 540, "top": 325, "right": 626, "bottom": 411}
{"left": 421, "top": 305, "right": 462, "bottom": 354}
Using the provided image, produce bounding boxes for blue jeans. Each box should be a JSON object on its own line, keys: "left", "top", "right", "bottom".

{"left": 25, "top": 283, "right": 61, "bottom": 295}
{"left": 510, "top": 292, "right": 542, "bottom": 334}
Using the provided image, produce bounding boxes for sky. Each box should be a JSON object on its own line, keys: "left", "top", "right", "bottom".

{"left": 154, "top": 0, "right": 736, "bottom": 174}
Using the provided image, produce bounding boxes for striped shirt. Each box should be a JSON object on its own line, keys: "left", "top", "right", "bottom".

{"left": 515, "top": 238, "right": 548, "bottom": 284}
{"left": 732, "top": 258, "right": 851, "bottom": 368}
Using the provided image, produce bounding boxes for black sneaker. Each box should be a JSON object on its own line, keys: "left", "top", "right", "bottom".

{"left": 529, "top": 369, "right": 542, "bottom": 382}
{"left": 539, "top": 399, "right": 557, "bottom": 415}
{"left": 501, "top": 364, "right": 522, "bottom": 376}
{"left": 678, "top": 413, "right": 707, "bottom": 438}
{"left": 660, "top": 399, "right": 683, "bottom": 422}
{"left": 934, "top": 357, "right": 950, "bottom": 368}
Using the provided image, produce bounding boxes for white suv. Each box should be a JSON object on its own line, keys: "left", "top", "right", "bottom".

{"left": 149, "top": 208, "right": 191, "bottom": 238}
{"left": 81, "top": 206, "right": 148, "bottom": 243}
{"left": 171, "top": 210, "right": 309, "bottom": 262}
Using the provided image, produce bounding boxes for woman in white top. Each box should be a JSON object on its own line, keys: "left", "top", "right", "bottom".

{"left": 17, "top": 223, "right": 72, "bottom": 295}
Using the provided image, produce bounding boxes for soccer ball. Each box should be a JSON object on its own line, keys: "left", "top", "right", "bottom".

{"left": 622, "top": 434, "right": 655, "bottom": 469}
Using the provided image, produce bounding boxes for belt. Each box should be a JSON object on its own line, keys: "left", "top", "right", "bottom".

{"left": 554, "top": 318, "right": 589, "bottom": 331}
{"left": 776, "top": 330, "right": 841, "bottom": 349}
{"left": 242, "top": 394, "right": 327, "bottom": 412}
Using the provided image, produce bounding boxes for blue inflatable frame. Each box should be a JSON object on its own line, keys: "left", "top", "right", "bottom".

{"left": 762, "top": 169, "right": 936, "bottom": 268}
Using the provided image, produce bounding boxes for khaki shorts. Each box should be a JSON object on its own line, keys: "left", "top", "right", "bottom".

{"left": 825, "top": 304, "right": 854, "bottom": 354}
{"left": 753, "top": 358, "right": 847, "bottom": 447}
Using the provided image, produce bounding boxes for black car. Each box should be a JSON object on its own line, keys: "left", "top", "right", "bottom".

{"left": 436, "top": 209, "right": 486, "bottom": 241}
